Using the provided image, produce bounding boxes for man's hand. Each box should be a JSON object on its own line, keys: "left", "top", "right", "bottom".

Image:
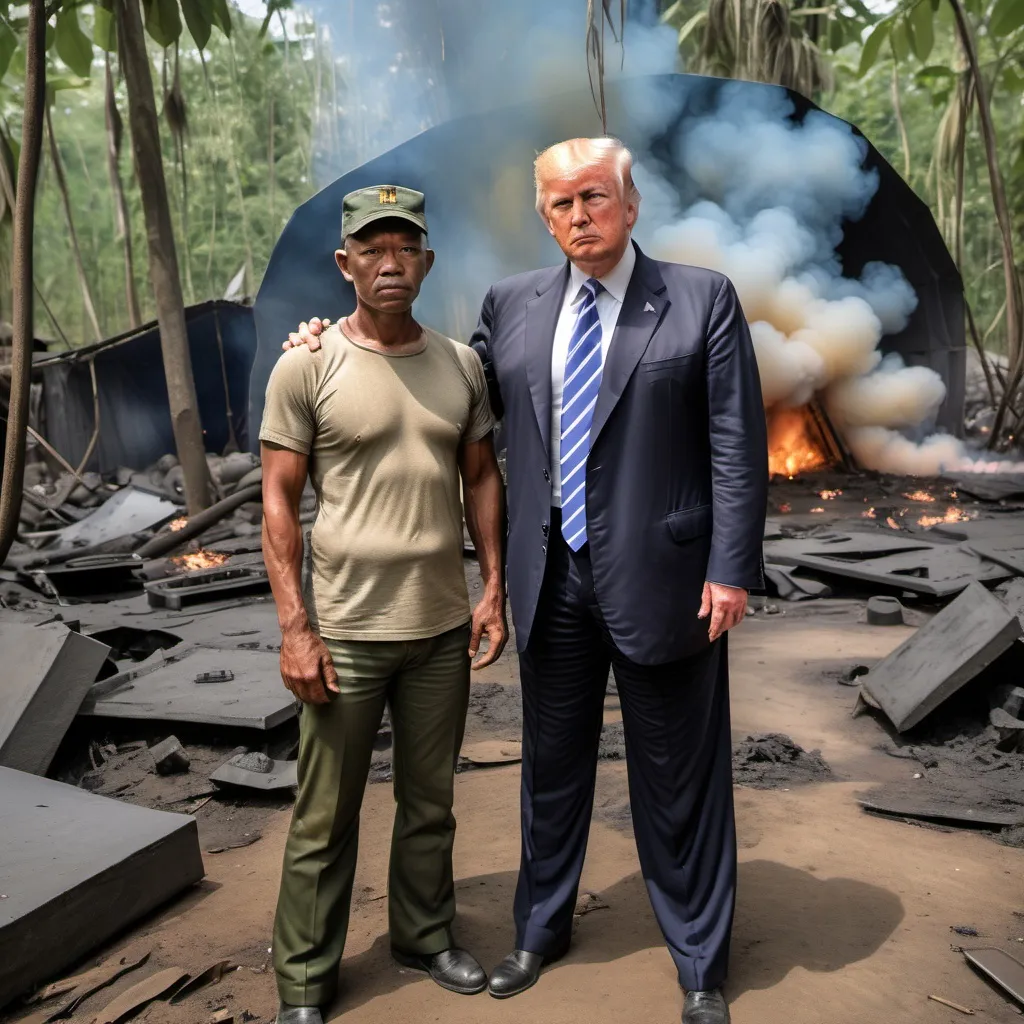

{"left": 698, "top": 581, "right": 748, "bottom": 643}
{"left": 280, "top": 626, "right": 341, "bottom": 704}
{"left": 282, "top": 316, "right": 331, "bottom": 353}
{"left": 468, "top": 589, "right": 508, "bottom": 670}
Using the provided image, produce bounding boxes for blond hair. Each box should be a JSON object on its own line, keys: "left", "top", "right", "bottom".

{"left": 534, "top": 137, "right": 642, "bottom": 213}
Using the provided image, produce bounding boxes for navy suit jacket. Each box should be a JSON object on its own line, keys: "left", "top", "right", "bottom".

{"left": 471, "top": 242, "right": 768, "bottom": 666}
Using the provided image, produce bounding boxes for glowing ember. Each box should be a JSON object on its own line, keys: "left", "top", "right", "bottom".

{"left": 903, "top": 490, "right": 935, "bottom": 503}
{"left": 777, "top": 502, "right": 792, "bottom": 513}
{"left": 862, "top": 507, "right": 877, "bottom": 519}
{"left": 918, "top": 507, "right": 978, "bottom": 528}
{"left": 171, "top": 549, "right": 229, "bottom": 572}
{"left": 818, "top": 489, "right": 842, "bottom": 500}
{"left": 767, "top": 408, "right": 828, "bottom": 478}
{"left": 810, "top": 507, "right": 825, "bottom": 513}
{"left": 886, "top": 517, "right": 901, "bottom": 530}
{"left": 168, "top": 517, "right": 188, "bottom": 531}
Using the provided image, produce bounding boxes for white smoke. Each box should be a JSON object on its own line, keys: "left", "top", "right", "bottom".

{"left": 297, "top": 3, "right": 1007, "bottom": 478}
{"left": 634, "top": 83, "right": 997, "bottom": 477}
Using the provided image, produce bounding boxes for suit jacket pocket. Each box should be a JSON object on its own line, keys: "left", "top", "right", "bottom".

{"left": 666, "top": 503, "right": 713, "bottom": 542}
{"left": 640, "top": 352, "right": 699, "bottom": 376}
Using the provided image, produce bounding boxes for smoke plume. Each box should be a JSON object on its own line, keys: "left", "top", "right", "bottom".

{"left": 297, "top": 2, "right": 1011, "bottom": 477}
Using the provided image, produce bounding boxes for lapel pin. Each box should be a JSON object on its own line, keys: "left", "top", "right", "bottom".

{"left": 644, "top": 302, "right": 656, "bottom": 313}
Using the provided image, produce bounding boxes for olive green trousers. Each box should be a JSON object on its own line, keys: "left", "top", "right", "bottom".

{"left": 272, "top": 623, "right": 471, "bottom": 1007}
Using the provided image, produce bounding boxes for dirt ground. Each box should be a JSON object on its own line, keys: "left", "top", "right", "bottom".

{"left": 9, "top": 599, "right": 1024, "bottom": 1024}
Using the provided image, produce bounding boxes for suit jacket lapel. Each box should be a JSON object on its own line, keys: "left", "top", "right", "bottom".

{"left": 590, "top": 244, "right": 669, "bottom": 446}
{"left": 524, "top": 263, "right": 569, "bottom": 454}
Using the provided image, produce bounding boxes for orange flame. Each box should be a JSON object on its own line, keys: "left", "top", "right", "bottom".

{"left": 918, "top": 507, "right": 977, "bottom": 528}
{"left": 818, "top": 489, "right": 842, "bottom": 500}
{"left": 168, "top": 517, "right": 188, "bottom": 531}
{"left": 903, "top": 490, "right": 935, "bottom": 503}
{"left": 862, "top": 507, "right": 877, "bottom": 519}
{"left": 886, "top": 517, "right": 901, "bottom": 530}
{"left": 767, "top": 408, "right": 828, "bottom": 478}
{"left": 171, "top": 549, "right": 229, "bottom": 572}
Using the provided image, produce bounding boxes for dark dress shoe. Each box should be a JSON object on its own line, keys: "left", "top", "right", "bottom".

{"left": 392, "top": 947, "right": 487, "bottom": 995}
{"left": 488, "top": 949, "right": 544, "bottom": 998}
{"left": 682, "top": 989, "right": 731, "bottom": 1024}
{"left": 488, "top": 938, "right": 571, "bottom": 1000}
{"left": 275, "top": 1004, "right": 323, "bottom": 1024}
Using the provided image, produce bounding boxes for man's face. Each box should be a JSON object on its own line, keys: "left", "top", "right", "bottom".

{"left": 539, "top": 161, "right": 637, "bottom": 266}
{"left": 335, "top": 223, "right": 434, "bottom": 313}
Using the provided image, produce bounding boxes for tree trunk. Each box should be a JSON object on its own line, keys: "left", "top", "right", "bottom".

{"left": 116, "top": 0, "right": 211, "bottom": 513}
{"left": 0, "top": 0, "right": 45, "bottom": 567}
{"left": 105, "top": 54, "right": 143, "bottom": 328}
{"left": 46, "top": 105, "right": 104, "bottom": 341}
{"left": 947, "top": 0, "right": 1023, "bottom": 443}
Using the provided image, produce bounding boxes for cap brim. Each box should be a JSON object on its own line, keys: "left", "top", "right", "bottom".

{"left": 343, "top": 209, "right": 428, "bottom": 241}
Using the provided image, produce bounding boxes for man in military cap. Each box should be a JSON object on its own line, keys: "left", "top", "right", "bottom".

{"left": 261, "top": 184, "right": 507, "bottom": 1024}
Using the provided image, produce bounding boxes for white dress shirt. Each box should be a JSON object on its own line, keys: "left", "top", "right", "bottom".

{"left": 550, "top": 243, "right": 636, "bottom": 504}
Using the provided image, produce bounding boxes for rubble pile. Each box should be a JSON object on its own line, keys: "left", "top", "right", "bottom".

{"left": 732, "top": 733, "right": 834, "bottom": 789}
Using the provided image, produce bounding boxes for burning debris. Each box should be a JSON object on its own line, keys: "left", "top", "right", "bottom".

{"left": 171, "top": 550, "right": 230, "bottom": 572}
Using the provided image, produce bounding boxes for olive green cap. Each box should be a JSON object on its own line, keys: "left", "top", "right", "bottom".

{"left": 341, "top": 184, "right": 428, "bottom": 240}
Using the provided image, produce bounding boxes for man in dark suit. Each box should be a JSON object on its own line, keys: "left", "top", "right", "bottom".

{"left": 473, "top": 137, "right": 767, "bottom": 1024}
{"left": 285, "top": 136, "right": 767, "bottom": 1024}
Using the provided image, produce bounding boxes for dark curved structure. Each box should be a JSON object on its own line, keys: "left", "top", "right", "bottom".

{"left": 251, "top": 73, "right": 964, "bottom": 444}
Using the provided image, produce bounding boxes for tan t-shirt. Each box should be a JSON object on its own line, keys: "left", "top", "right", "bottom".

{"left": 259, "top": 325, "right": 495, "bottom": 640}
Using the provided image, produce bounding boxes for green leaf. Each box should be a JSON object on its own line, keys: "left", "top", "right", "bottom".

{"left": 890, "top": 18, "right": 909, "bottom": 60}
{"left": 909, "top": 0, "right": 934, "bottom": 60}
{"left": 46, "top": 73, "right": 90, "bottom": 104}
{"left": 915, "top": 63, "right": 955, "bottom": 80}
{"left": 45, "top": 19, "right": 54, "bottom": 50}
{"left": 93, "top": 2, "right": 116, "bottom": 53}
{"left": 54, "top": 6, "right": 94, "bottom": 78}
{"left": 661, "top": 0, "right": 687, "bottom": 25}
{"left": 142, "top": 0, "right": 182, "bottom": 47}
{"left": 181, "top": 0, "right": 212, "bottom": 49}
{"left": 210, "top": 0, "right": 232, "bottom": 37}
{"left": 1001, "top": 65, "right": 1024, "bottom": 92}
{"left": 990, "top": 0, "right": 1024, "bottom": 36}
{"left": 858, "top": 18, "right": 892, "bottom": 77}
{"left": 0, "top": 18, "right": 16, "bottom": 82}
{"left": 677, "top": 10, "right": 707, "bottom": 47}
{"left": 828, "top": 17, "right": 845, "bottom": 50}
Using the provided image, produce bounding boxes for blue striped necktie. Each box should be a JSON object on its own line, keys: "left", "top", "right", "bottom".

{"left": 560, "top": 278, "right": 604, "bottom": 551}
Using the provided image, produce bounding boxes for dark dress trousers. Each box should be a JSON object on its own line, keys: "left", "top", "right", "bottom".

{"left": 471, "top": 242, "right": 769, "bottom": 992}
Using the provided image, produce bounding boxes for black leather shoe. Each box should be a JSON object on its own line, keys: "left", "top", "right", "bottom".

{"left": 275, "top": 1004, "right": 324, "bottom": 1024}
{"left": 392, "top": 947, "right": 487, "bottom": 995}
{"left": 682, "top": 989, "right": 731, "bottom": 1024}
{"left": 488, "top": 941, "right": 569, "bottom": 999}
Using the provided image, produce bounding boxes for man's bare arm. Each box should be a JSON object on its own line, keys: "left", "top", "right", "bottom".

{"left": 459, "top": 434, "right": 507, "bottom": 669}
{"left": 262, "top": 441, "right": 339, "bottom": 703}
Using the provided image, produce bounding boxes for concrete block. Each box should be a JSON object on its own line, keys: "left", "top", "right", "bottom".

{"left": 861, "top": 581, "right": 1023, "bottom": 732}
{"left": 765, "top": 537, "right": 1011, "bottom": 597}
{"left": 79, "top": 649, "right": 297, "bottom": 730}
{"left": 149, "top": 736, "right": 190, "bottom": 775}
{"left": 866, "top": 596, "right": 904, "bottom": 625}
{"left": 0, "top": 623, "right": 110, "bottom": 776}
{"left": 0, "top": 767, "right": 203, "bottom": 1008}
{"left": 210, "top": 753, "right": 297, "bottom": 791}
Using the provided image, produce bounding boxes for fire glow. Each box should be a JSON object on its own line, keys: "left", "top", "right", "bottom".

{"left": 168, "top": 517, "right": 188, "bottom": 531}
{"left": 903, "top": 490, "right": 935, "bottom": 503}
{"left": 171, "top": 550, "right": 229, "bottom": 572}
{"left": 918, "top": 507, "right": 977, "bottom": 528}
{"left": 767, "top": 408, "right": 829, "bottom": 479}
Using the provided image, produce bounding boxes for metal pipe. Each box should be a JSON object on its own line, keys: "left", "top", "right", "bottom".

{"left": 135, "top": 480, "right": 262, "bottom": 559}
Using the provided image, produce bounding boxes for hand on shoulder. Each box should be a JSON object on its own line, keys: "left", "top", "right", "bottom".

{"left": 282, "top": 316, "right": 332, "bottom": 354}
